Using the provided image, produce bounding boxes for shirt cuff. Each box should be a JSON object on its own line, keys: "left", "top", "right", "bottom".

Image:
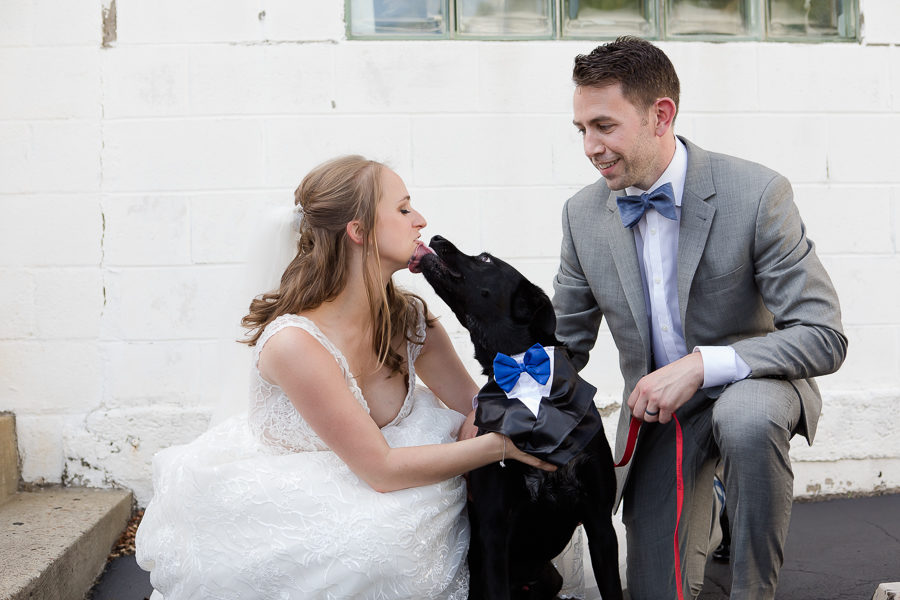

{"left": 693, "top": 346, "right": 752, "bottom": 389}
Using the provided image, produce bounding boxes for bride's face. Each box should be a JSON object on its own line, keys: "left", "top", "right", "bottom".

{"left": 372, "top": 168, "right": 427, "bottom": 274}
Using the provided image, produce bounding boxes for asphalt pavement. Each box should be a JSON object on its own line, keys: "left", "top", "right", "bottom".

{"left": 89, "top": 492, "right": 900, "bottom": 600}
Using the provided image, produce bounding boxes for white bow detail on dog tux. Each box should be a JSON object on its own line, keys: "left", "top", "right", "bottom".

{"left": 494, "top": 345, "right": 556, "bottom": 417}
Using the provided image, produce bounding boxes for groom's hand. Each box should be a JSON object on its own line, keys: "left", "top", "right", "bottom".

{"left": 628, "top": 352, "right": 704, "bottom": 424}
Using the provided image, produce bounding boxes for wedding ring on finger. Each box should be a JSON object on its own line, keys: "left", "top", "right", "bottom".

{"left": 644, "top": 408, "right": 660, "bottom": 416}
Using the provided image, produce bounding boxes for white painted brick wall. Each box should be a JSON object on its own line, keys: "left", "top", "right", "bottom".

{"left": 0, "top": 1, "right": 897, "bottom": 506}
{"left": 103, "top": 196, "right": 192, "bottom": 266}
{"left": 0, "top": 341, "right": 102, "bottom": 415}
{"left": 793, "top": 186, "right": 894, "bottom": 255}
{"left": 667, "top": 42, "right": 761, "bottom": 113}
{"left": 0, "top": 47, "right": 101, "bottom": 119}
{"left": 0, "top": 121, "right": 102, "bottom": 193}
{"left": 117, "top": 0, "right": 265, "bottom": 45}
{"left": 0, "top": 196, "right": 102, "bottom": 266}
{"left": 861, "top": 0, "right": 900, "bottom": 45}
{"left": 758, "top": 44, "right": 892, "bottom": 112}
{"left": 264, "top": 116, "right": 414, "bottom": 187}
{"left": 829, "top": 115, "right": 900, "bottom": 182}
{"left": 100, "top": 265, "right": 248, "bottom": 340}
{"left": 15, "top": 415, "right": 65, "bottom": 485}
{"left": 102, "top": 46, "right": 190, "bottom": 118}
{"left": 0, "top": 1, "right": 101, "bottom": 47}
{"left": 102, "top": 119, "right": 266, "bottom": 192}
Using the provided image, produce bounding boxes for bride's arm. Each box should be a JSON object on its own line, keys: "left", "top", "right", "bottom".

{"left": 414, "top": 314, "right": 481, "bottom": 440}
{"left": 258, "top": 326, "right": 552, "bottom": 493}
{"left": 413, "top": 313, "right": 480, "bottom": 416}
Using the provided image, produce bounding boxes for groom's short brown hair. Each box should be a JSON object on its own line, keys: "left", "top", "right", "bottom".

{"left": 573, "top": 36, "right": 680, "bottom": 115}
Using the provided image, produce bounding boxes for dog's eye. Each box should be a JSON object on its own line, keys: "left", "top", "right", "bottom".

{"left": 480, "top": 288, "right": 490, "bottom": 298}
{"left": 478, "top": 253, "right": 492, "bottom": 263}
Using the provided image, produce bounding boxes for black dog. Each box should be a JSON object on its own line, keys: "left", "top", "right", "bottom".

{"left": 419, "top": 235, "right": 623, "bottom": 600}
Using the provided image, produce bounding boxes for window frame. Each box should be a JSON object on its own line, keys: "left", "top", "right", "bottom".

{"left": 344, "top": 0, "right": 860, "bottom": 42}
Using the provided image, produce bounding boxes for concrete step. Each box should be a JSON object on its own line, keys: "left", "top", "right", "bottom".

{"left": 1, "top": 414, "right": 18, "bottom": 505}
{"left": 873, "top": 582, "right": 900, "bottom": 600}
{"left": 0, "top": 411, "right": 134, "bottom": 600}
{"left": 0, "top": 487, "right": 133, "bottom": 600}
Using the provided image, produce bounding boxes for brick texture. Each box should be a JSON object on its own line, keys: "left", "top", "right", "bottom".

{"left": 0, "top": 1, "right": 896, "bottom": 504}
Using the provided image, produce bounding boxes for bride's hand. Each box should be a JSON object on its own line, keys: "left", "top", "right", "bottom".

{"left": 457, "top": 410, "right": 478, "bottom": 441}
{"left": 496, "top": 434, "right": 557, "bottom": 472}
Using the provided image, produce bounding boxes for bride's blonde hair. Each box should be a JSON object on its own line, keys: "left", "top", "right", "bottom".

{"left": 240, "top": 155, "right": 431, "bottom": 375}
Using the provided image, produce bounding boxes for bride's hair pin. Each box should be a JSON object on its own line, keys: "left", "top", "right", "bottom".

{"left": 292, "top": 204, "right": 304, "bottom": 233}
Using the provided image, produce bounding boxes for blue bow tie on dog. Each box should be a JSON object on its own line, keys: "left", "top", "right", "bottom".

{"left": 476, "top": 347, "right": 604, "bottom": 467}
{"left": 616, "top": 181, "right": 677, "bottom": 229}
{"left": 493, "top": 344, "right": 551, "bottom": 393}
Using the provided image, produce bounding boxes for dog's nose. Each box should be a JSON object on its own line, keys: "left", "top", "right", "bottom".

{"left": 428, "top": 235, "right": 460, "bottom": 255}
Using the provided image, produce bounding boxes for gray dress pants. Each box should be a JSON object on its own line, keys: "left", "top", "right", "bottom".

{"left": 622, "top": 378, "right": 802, "bottom": 600}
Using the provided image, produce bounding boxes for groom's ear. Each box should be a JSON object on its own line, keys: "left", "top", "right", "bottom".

{"left": 652, "top": 97, "right": 677, "bottom": 137}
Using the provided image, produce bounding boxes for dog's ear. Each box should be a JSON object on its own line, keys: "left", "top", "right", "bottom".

{"left": 511, "top": 280, "right": 558, "bottom": 342}
{"left": 529, "top": 296, "right": 559, "bottom": 346}
{"left": 511, "top": 279, "right": 540, "bottom": 323}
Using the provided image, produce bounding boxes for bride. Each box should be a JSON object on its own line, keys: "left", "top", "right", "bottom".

{"left": 135, "top": 155, "right": 555, "bottom": 599}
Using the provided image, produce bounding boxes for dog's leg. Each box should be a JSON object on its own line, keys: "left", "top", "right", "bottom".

{"left": 479, "top": 520, "right": 513, "bottom": 600}
{"left": 579, "top": 433, "right": 624, "bottom": 600}
{"left": 466, "top": 499, "right": 486, "bottom": 600}
{"left": 582, "top": 510, "right": 623, "bottom": 600}
{"left": 468, "top": 464, "right": 518, "bottom": 600}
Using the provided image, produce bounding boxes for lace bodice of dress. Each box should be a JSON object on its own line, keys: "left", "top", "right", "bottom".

{"left": 247, "top": 305, "right": 427, "bottom": 453}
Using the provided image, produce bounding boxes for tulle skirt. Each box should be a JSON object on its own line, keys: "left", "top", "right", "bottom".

{"left": 136, "top": 388, "right": 470, "bottom": 600}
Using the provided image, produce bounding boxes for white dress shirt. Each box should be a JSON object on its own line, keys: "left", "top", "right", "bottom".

{"left": 624, "top": 137, "right": 751, "bottom": 388}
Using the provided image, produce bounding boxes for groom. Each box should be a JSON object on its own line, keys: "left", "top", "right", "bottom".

{"left": 551, "top": 37, "right": 847, "bottom": 599}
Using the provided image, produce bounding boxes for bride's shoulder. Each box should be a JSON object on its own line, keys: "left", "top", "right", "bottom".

{"left": 258, "top": 313, "right": 315, "bottom": 343}
{"left": 261, "top": 323, "right": 320, "bottom": 357}
{"left": 257, "top": 318, "right": 339, "bottom": 384}
{"left": 256, "top": 314, "right": 327, "bottom": 360}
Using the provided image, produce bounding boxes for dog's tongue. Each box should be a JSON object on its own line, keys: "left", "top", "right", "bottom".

{"left": 408, "top": 242, "right": 435, "bottom": 274}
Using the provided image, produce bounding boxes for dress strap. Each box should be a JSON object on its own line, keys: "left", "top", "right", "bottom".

{"left": 254, "top": 314, "right": 355, "bottom": 385}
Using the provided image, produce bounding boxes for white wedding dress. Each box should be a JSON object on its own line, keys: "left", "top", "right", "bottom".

{"left": 136, "top": 309, "right": 471, "bottom": 599}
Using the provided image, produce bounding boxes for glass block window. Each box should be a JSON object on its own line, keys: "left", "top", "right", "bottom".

{"left": 456, "top": 0, "right": 555, "bottom": 39}
{"left": 346, "top": 0, "right": 859, "bottom": 41}
{"left": 562, "top": 0, "right": 658, "bottom": 39}
{"left": 767, "top": 0, "right": 858, "bottom": 40}
{"left": 348, "top": 0, "right": 448, "bottom": 38}
{"left": 665, "top": 0, "right": 760, "bottom": 39}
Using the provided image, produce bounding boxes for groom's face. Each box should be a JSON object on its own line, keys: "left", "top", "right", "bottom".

{"left": 573, "top": 83, "right": 661, "bottom": 191}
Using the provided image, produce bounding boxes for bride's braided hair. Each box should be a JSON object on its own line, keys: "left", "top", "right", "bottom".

{"left": 241, "top": 155, "right": 431, "bottom": 376}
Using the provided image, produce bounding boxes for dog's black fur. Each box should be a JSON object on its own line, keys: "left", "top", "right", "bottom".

{"left": 420, "top": 236, "right": 623, "bottom": 600}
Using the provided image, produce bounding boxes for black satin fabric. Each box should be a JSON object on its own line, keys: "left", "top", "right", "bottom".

{"left": 475, "top": 347, "right": 603, "bottom": 467}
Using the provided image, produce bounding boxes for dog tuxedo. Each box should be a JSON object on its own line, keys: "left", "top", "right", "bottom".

{"left": 475, "top": 346, "right": 604, "bottom": 467}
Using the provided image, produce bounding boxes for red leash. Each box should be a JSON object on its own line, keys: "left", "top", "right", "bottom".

{"left": 615, "top": 414, "right": 686, "bottom": 600}
{"left": 613, "top": 415, "right": 642, "bottom": 468}
{"left": 672, "top": 414, "right": 685, "bottom": 600}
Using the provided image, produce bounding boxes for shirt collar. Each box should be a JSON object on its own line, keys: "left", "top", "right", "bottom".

{"left": 624, "top": 136, "right": 688, "bottom": 208}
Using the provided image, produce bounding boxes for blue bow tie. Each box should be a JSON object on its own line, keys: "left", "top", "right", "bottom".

{"left": 493, "top": 344, "right": 551, "bottom": 393}
{"left": 616, "top": 182, "right": 677, "bottom": 229}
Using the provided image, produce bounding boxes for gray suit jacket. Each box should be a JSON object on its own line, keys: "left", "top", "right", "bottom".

{"left": 552, "top": 137, "right": 847, "bottom": 503}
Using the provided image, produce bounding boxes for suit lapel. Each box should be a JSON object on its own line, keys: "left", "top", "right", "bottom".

{"left": 677, "top": 138, "right": 716, "bottom": 333}
{"left": 605, "top": 190, "right": 651, "bottom": 363}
